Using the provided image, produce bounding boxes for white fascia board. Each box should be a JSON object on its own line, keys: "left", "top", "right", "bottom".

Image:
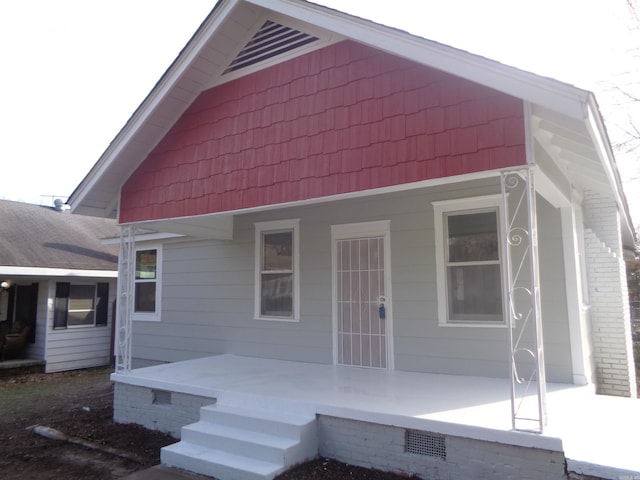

{"left": 69, "top": 0, "right": 240, "bottom": 216}
{"left": 0, "top": 266, "right": 118, "bottom": 278}
{"left": 101, "top": 231, "right": 186, "bottom": 246}
{"left": 248, "top": 0, "right": 590, "bottom": 120}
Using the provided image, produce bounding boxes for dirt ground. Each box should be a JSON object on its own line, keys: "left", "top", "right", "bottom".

{"left": 0, "top": 367, "right": 414, "bottom": 480}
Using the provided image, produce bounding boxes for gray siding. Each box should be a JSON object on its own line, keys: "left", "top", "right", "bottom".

{"left": 132, "top": 178, "right": 574, "bottom": 382}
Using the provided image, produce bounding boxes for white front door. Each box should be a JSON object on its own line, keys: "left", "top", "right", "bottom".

{"left": 332, "top": 221, "right": 391, "bottom": 369}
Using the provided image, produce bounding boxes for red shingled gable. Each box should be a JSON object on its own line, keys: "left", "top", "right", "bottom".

{"left": 120, "top": 40, "right": 525, "bottom": 223}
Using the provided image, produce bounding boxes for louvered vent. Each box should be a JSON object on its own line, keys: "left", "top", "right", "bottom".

{"left": 405, "top": 430, "right": 446, "bottom": 460}
{"left": 223, "top": 20, "right": 319, "bottom": 74}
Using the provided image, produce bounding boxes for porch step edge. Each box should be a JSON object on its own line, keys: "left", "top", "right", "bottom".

{"left": 181, "top": 422, "right": 299, "bottom": 464}
{"left": 162, "top": 441, "right": 284, "bottom": 480}
{"left": 200, "top": 403, "right": 316, "bottom": 434}
{"left": 217, "top": 392, "right": 317, "bottom": 416}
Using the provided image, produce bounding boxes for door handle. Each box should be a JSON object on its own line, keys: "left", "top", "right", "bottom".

{"left": 378, "top": 296, "right": 386, "bottom": 320}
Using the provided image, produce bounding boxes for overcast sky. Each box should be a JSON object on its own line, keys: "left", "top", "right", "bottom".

{"left": 1, "top": 0, "right": 638, "bottom": 222}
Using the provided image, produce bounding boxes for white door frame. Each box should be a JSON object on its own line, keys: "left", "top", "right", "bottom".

{"left": 331, "top": 220, "right": 393, "bottom": 370}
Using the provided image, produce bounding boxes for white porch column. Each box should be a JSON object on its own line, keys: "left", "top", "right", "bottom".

{"left": 501, "top": 168, "right": 547, "bottom": 433}
{"left": 560, "top": 198, "right": 595, "bottom": 386}
{"left": 115, "top": 225, "right": 135, "bottom": 374}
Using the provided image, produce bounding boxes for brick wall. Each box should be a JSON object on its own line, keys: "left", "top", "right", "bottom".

{"left": 583, "top": 191, "right": 622, "bottom": 257}
{"left": 113, "top": 383, "right": 215, "bottom": 438}
{"left": 584, "top": 228, "right": 637, "bottom": 397}
{"left": 582, "top": 189, "right": 636, "bottom": 397}
{"left": 317, "top": 416, "right": 567, "bottom": 480}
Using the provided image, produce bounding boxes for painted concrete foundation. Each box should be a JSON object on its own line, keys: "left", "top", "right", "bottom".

{"left": 318, "top": 415, "right": 567, "bottom": 480}
{"left": 113, "top": 383, "right": 215, "bottom": 438}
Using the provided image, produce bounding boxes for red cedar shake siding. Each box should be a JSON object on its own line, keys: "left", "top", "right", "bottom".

{"left": 120, "top": 40, "right": 525, "bottom": 223}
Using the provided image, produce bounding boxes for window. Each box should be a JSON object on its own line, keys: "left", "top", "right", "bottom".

{"left": 67, "top": 285, "right": 96, "bottom": 326}
{"left": 53, "top": 282, "right": 109, "bottom": 328}
{"left": 133, "top": 246, "right": 161, "bottom": 321}
{"left": 254, "top": 219, "right": 300, "bottom": 321}
{"left": 433, "top": 195, "right": 505, "bottom": 326}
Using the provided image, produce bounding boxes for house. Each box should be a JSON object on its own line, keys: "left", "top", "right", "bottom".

{"left": 68, "top": 0, "right": 639, "bottom": 478}
{"left": 0, "top": 199, "right": 119, "bottom": 373}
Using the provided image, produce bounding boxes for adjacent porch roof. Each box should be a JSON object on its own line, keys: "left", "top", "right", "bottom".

{"left": 112, "top": 354, "right": 640, "bottom": 478}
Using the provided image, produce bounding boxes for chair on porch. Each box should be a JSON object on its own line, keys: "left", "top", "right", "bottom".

{"left": 0, "top": 322, "right": 33, "bottom": 361}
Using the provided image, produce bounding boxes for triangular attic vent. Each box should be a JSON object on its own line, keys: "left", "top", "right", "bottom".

{"left": 223, "top": 20, "right": 319, "bottom": 74}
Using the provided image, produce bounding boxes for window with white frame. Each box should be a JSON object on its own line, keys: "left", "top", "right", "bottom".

{"left": 133, "top": 246, "right": 162, "bottom": 321}
{"left": 53, "top": 282, "right": 109, "bottom": 328}
{"left": 433, "top": 195, "right": 505, "bottom": 326}
{"left": 254, "top": 219, "right": 300, "bottom": 321}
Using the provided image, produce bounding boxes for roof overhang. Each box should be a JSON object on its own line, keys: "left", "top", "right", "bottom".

{"left": 0, "top": 266, "right": 118, "bottom": 279}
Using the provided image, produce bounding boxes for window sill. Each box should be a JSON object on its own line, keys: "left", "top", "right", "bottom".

{"left": 67, "top": 324, "right": 106, "bottom": 329}
{"left": 132, "top": 314, "right": 161, "bottom": 322}
{"left": 438, "top": 321, "right": 507, "bottom": 328}
{"left": 254, "top": 316, "right": 300, "bottom": 323}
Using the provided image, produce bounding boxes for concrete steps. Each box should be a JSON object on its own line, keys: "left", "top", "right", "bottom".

{"left": 161, "top": 402, "right": 318, "bottom": 480}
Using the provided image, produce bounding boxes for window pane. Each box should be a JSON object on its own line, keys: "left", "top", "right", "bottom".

{"left": 261, "top": 272, "right": 292, "bottom": 317}
{"left": 69, "top": 285, "right": 95, "bottom": 311}
{"left": 135, "top": 282, "right": 156, "bottom": 312}
{"left": 447, "top": 212, "right": 498, "bottom": 262}
{"left": 136, "top": 250, "right": 157, "bottom": 280}
{"left": 68, "top": 285, "right": 95, "bottom": 326}
{"left": 68, "top": 310, "right": 95, "bottom": 326}
{"left": 263, "top": 232, "right": 292, "bottom": 271}
{"left": 447, "top": 264, "right": 502, "bottom": 321}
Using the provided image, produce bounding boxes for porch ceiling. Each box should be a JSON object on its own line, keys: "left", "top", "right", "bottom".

{"left": 134, "top": 214, "right": 234, "bottom": 240}
{"left": 531, "top": 104, "right": 609, "bottom": 194}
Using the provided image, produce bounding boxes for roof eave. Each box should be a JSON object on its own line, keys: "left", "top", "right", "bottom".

{"left": 68, "top": 0, "right": 239, "bottom": 217}
{"left": 584, "top": 94, "right": 636, "bottom": 248}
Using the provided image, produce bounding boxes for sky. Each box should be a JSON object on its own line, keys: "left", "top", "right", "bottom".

{"left": 1, "top": 0, "right": 638, "bottom": 223}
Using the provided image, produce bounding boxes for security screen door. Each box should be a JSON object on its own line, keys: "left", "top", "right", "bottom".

{"left": 335, "top": 236, "right": 387, "bottom": 368}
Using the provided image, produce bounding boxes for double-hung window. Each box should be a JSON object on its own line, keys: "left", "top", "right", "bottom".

{"left": 254, "top": 219, "right": 300, "bottom": 321}
{"left": 53, "top": 282, "right": 109, "bottom": 328}
{"left": 433, "top": 195, "right": 505, "bottom": 326}
{"left": 133, "top": 246, "right": 162, "bottom": 321}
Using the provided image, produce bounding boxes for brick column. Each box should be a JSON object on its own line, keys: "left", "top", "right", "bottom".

{"left": 583, "top": 190, "right": 636, "bottom": 397}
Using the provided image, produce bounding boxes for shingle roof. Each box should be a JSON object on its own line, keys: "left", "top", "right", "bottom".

{"left": 0, "top": 199, "right": 119, "bottom": 271}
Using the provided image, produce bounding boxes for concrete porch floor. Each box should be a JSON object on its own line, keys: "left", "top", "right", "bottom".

{"left": 111, "top": 354, "right": 639, "bottom": 477}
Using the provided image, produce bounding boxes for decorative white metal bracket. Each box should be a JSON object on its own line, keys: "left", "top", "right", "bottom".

{"left": 501, "top": 169, "right": 547, "bottom": 433}
{"left": 114, "top": 225, "right": 135, "bottom": 374}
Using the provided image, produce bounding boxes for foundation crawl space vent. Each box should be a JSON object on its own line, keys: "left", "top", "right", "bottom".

{"left": 223, "top": 20, "right": 319, "bottom": 74}
{"left": 405, "top": 430, "right": 447, "bottom": 459}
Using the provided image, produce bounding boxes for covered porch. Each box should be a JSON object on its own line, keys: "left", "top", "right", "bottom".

{"left": 111, "top": 354, "right": 640, "bottom": 478}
